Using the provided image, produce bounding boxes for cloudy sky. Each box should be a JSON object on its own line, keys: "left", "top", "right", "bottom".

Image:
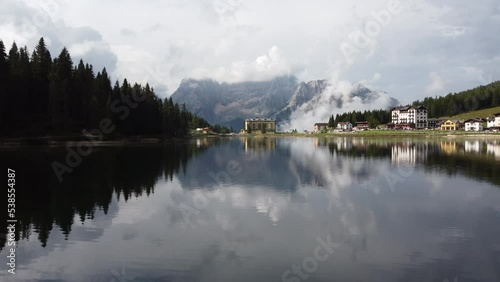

{"left": 1, "top": 0, "right": 499, "bottom": 103}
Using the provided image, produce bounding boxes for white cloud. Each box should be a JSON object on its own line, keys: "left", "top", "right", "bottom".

{"left": 0, "top": 0, "right": 499, "bottom": 99}
{"left": 425, "top": 72, "right": 446, "bottom": 95}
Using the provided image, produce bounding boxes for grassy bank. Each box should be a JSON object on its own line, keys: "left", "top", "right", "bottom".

{"left": 438, "top": 106, "right": 500, "bottom": 120}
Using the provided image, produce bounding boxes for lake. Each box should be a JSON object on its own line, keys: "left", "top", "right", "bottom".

{"left": 1, "top": 137, "right": 500, "bottom": 282}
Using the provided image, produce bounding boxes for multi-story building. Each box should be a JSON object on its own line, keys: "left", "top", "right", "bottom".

{"left": 487, "top": 113, "right": 500, "bottom": 129}
{"left": 464, "top": 119, "right": 484, "bottom": 131}
{"left": 391, "top": 105, "right": 428, "bottom": 129}
{"left": 337, "top": 122, "right": 353, "bottom": 131}
{"left": 245, "top": 118, "right": 276, "bottom": 133}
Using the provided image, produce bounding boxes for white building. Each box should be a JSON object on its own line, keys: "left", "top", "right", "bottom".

{"left": 337, "top": 122, "right": 353, "bottom": 131}
{"left": 487, "top": 113, "right": 500, "bottom": 129}
{"left": 391, "top": 105, "right": 428, "bottom": 129}
{"left": 464, "top": 119, "right": 483, "bottom": 132}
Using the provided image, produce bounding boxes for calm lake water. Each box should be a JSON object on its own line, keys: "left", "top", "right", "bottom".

{"left": 1, "top": 137, "right": 500, "bottom": 282}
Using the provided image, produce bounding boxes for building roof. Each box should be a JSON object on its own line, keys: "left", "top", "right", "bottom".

{"left": 338, "top": 122, "right": 352, "bottom": 125}
{"left": 464, "top": 118, "right": 483, "bottom": 123}
{"left": 245, "top": 118, "right": 276, "bottom": 122}
{"left": 392, "top": 105, "right": 428, "bottom": 111}
{"left": 442, "top": 119, "right": 461, "bottom": 124}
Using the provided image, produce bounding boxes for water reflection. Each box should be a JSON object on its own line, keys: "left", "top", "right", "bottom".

{"left": 0, "top": 142, "right": 208, "bottom": 250}
{"left": 0, "top": 137, "right": 499, "bottom": 282}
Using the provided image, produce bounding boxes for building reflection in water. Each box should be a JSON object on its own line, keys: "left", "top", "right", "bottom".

{"left": 487, "top": 140, "right": 500, "bottom": 160}
{"left": 391, "top": 142, "right": 430, "bottom": 165}
{"left": 243, "top": 137, "right": 276, "bottom": 153}
{"left": 440, "top": 141, "right": 458, "bottom": 155}
{"left": 464, "top": 140, "right": 481, "bottom": 153}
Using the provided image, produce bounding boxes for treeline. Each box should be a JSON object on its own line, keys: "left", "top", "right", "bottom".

{"left": 412, "top": 81, "right": 500, "bottom": 118}
{"left": 327, "top": 109, "right": 392, "bottom": 128}
{"left": 0, "top": 37, "right": 229, "bottom": 137}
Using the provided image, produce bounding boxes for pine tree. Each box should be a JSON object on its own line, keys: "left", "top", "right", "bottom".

{"left": 49, "top": 47, "right": 73, "bottom": 127}
{"left": 0, "top": 40, "right": 8, "bottom": 129}
{"left": 31, "top": 37, "right": 52, "bottom": 118}
{"left": 328, "top": 115, "right": 335, "bottom": 128}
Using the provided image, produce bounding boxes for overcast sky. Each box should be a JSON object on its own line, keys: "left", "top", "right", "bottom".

{"left": 1, "top": 0, "right": 499, "bottom": 103}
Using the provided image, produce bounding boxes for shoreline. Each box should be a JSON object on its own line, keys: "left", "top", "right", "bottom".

{"left": 0, "top": 134, "right": 192, "bottom": 147}
{"left": 1, "top": 130, "right": 500, "bottom": 147}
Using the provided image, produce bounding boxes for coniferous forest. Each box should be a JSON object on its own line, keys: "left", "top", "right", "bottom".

{"left": 411, "top": 81, "right": 500, "bottom": 118}
{"left": 0, "top": 37, "right": 228, "bottom": 137}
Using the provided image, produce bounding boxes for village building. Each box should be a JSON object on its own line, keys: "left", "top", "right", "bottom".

{"left": 313, "top": 123, "right": 329, "bottom": 132}
{"left": 427, "top": 119, "right": 443, "bottom": 129}
{"left": 337, "top": 122, "right": 353, "bottom": 131}
{"left": 391, "top": 105, "right": 428, "bottom": 129}
{"left": 464, "top": 119, "right": 484, "bottom": 132}
{"left": 244, "top": 118, "right": 276, "bottom": 133}
{"left": 487, "top": 113, "right": 500, "bottom": 130}
{"left": 440, "top": 120, "right": 462, "bottom": 131}
{"left": 355, "top": 121, "right": 369, "bottom": 130}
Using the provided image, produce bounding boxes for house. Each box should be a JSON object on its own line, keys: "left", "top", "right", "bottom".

{"left": 391, "top": 105, "right": 428, "bottom": 129}
{"left": 464, "top": 119, "right": 484, "bottom": 132}
{"left": 487, "top": 113, "right": 500, "bottom": 129}
{"left": 440, "top": 120, "right": 461, "bottom": 131}
{"left": 313, "top": 123, "right": 329, "bottom": 132}
{"left": 355, "top": 121, "right": 369, "bottom": 130}
{"left": 245, "top": 118, "right": 276, "bottom": 133}
{"left": 337, "top": 122, "right": 353, "bottom": 131}
{"left": 427, "top": 119, "right": 443, "bottom": 129}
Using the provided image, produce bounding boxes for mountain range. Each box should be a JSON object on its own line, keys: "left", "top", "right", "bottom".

{"left": 171, "top": 75, "right": 400, "bottom": 131}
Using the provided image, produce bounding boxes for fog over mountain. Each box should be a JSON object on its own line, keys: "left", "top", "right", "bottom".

{"left": 279, "top": 80, "right": 400, "bottom": 131}
{"left": 172, "top": 76, "right": 399, "bottom": 131}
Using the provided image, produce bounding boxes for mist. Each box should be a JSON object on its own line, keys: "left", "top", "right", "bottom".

{"left": 280, "top": 78, "right": 397, "bottom": 132}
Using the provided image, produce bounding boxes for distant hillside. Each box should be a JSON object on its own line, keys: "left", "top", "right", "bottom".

{"left": 438, "top": 106, "right": 500, "bottom": 120}
{"left": 412, "top": 81, "right": 500, "bottom": 118}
